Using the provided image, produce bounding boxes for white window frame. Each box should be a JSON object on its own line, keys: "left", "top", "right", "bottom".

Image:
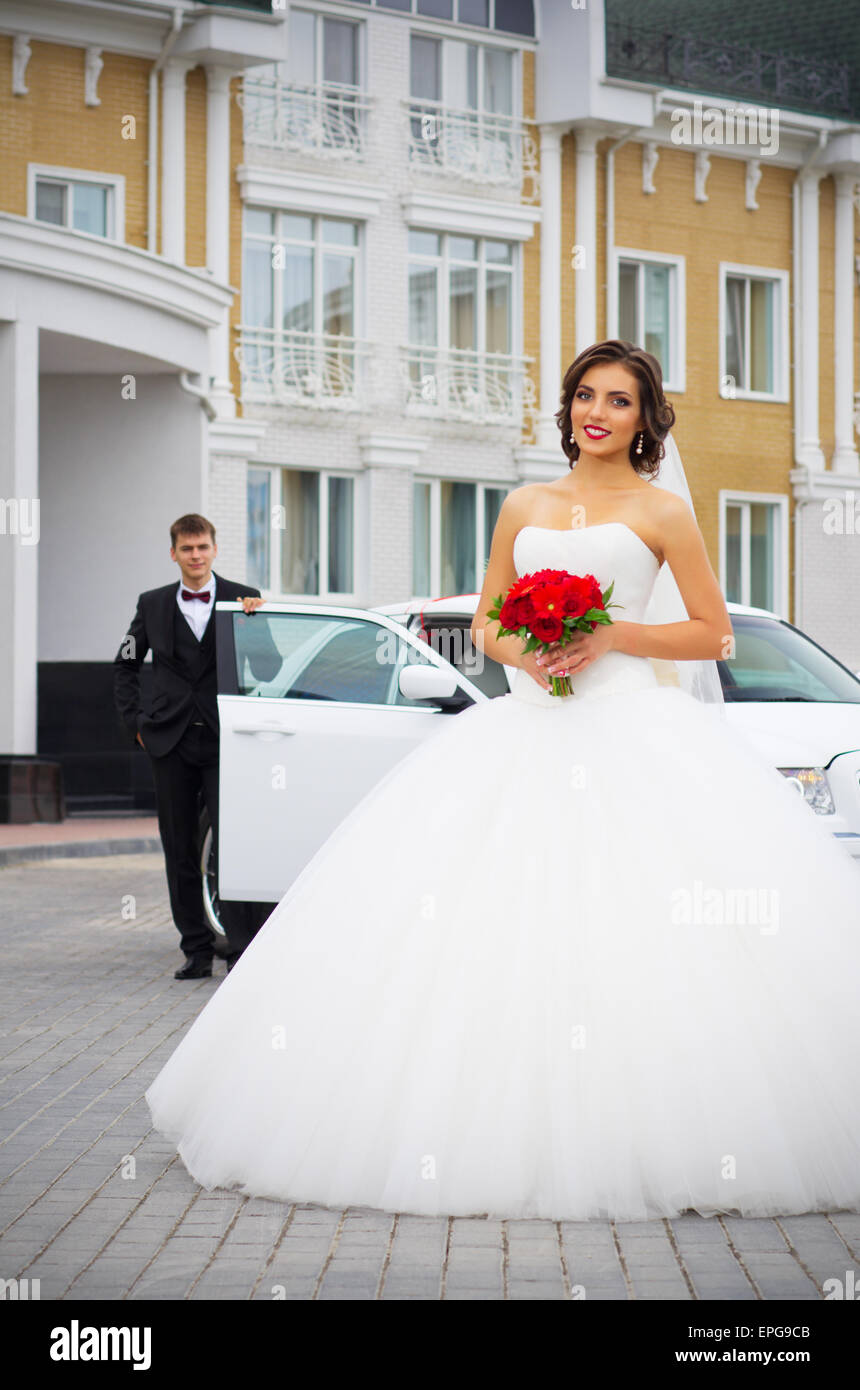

{"left": 240, "top": 206, "right": 366, "bottom": 406}
{"left": 718, "top": 262, "right": 790, "bottom": 403}
{"left": 407, "top": 228, "right": 521, "bottom": 356}
{"left": 244, "top": 207, "right": 363, "bottom": 339}
{"left": 27, "top": 164, "right": 125, "bottom": 241}
{"left": 287, "top": 4, "right": 366, "bottom": 91}
{"left": 414, "top": 476, "right": 511, "bottom": 595}
{"left": 248, "top": 463, "right": 358, "bottom": 602}
{"left": 610, "top": 247, "right": 685, "bottom": 393}
{"left": 719, "top": 489, "right": 789, "bottom": 618}
{"left": 307, "top": 0, "right": 536, "bottom": 43}
{"left": 409, "top": 27, "right": 522, "bottom": 118}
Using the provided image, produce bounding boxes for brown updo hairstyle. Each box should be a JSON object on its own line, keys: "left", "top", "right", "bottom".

{"left": 554, "top": 339, "right": 675, "bottom": 479}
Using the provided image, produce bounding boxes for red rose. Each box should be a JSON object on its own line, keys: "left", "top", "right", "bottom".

{"left": 559, "top": 577, "right": 591, "bottom": 619}
{"left": 586, "top": 575, "right": 604, "bottom": 609}
{"left": 499, "top": 593, "right": 535, "bottom": 628}
{"left": 531, "top": 613, "right": 564, "bottom": 643}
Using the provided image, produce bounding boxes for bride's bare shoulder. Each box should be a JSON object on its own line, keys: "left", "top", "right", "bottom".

{"left": 497, "top": 482, "right": 546, "bottom": 525}
{"left": 505, "top": 482, "right": 545, "bottom": 505}
{"left": 645, "top": 485, "right": 696, "bottom": 531}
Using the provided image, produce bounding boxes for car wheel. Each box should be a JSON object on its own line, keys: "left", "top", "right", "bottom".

{"left": 197, "top": 807, "right": 229, "bottom": 954}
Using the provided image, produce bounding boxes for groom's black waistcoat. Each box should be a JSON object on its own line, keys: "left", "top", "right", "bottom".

{"left": 172, "top": 603, "right": 217, "bottom": 730}
{"left": 113, "top": 573, "right": 282, "bottom": 759}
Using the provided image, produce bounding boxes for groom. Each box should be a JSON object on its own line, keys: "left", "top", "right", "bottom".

{"left": 113, "top": 514, "right": 281, "bottom": 978}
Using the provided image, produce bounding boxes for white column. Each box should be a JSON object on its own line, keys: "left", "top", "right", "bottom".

{"left": 0, "top": 321, "right": 39, "bottom": 753}
{"left": 833, "top": 172, "right": 860, "bottom": 473}
{"left": 574, "top": 125, "right": 599, "bottom": 355}
{"left": 359, "top": 435, "right": 428, "bottom": 605}
{"left": 538, "top": 124, "right": 563, "bottom": 449}
{"left": 797, "top": 170, "right": 826, "bottom": 469}
{"left": 206, "top": 65, "right": 237, "bottom": 417}
{"left": 161, "top": 59, "right": 194, "bottom": 264}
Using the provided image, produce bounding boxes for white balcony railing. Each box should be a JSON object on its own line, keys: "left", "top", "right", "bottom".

{"left": 404, "top": 100, "right": 539, "bottom": 199}
{"left": 238, "top": 75, "right": 373, "bottom": 160}
{"left": 235, "top": 327, "right": 371, "bottom": 408}
{"left": 400, "top": 345, "right": 537, "bottom": 427}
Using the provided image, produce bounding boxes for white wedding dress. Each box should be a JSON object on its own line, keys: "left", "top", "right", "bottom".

{"left": 146, "top": 524, "right": 860, "bottom": 1222}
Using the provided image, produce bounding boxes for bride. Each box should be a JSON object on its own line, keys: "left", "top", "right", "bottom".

{"left": 146, "top": 339, "right": 860, "bottom": 1222}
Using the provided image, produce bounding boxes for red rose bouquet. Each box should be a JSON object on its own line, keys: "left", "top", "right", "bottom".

{"left": 487, "top": 567, "right": 622, "bottom": 696}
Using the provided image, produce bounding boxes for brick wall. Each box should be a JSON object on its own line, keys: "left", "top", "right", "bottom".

{"left": 185, "top": 65, "right": 207, "bottom": 269}
{"left": 0, "top": 37, "right": 150, "bottom": 246}
{"left": 229, "top": 10, "right": 542, "bottom": 605}
{"left": 604, "top": 137, "right": 797, "bottom": 586}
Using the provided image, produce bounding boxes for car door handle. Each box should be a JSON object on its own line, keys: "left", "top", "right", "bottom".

{"left": 233, "top": 723, "right": 297, "bottom": 736}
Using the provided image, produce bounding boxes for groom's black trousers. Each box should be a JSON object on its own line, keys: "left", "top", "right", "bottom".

{"left": 147, "top": 721, "right": 272, "bottom": 962}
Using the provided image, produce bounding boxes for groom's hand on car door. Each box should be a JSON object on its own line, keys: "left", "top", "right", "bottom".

{"left": 134, "top": 601, "right": 264, "bottom": 750}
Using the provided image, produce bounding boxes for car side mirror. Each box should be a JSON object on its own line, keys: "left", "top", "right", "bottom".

{"left": 398, "top": 664, "right": 471, "bottom": 710}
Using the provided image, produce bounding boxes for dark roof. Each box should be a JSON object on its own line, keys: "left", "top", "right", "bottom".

{"left": 605, "top": 0, "right": 860, "bottom": 121}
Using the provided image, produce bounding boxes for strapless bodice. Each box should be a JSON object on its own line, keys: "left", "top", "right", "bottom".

{"left": 509, "top": 523, "right": 663, "bottom": 707}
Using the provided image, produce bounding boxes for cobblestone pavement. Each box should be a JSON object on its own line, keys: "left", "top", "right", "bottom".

{"left": 1, "top": 853, "right": 859, "bottom": 1302}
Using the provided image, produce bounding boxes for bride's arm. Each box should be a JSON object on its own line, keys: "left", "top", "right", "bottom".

{"left": 610, "top": 495, "right": 732, "bottom": 663}
{"left": 470, "top": 489, "right": 549, "bottom": 685}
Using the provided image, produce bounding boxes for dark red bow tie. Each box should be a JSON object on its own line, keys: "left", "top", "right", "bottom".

{"left": 181, "top": 588, "right": 210, "bottom": 602}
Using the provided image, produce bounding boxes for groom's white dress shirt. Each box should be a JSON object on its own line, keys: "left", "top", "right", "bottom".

{"left": 176, "top": 572, "right": 216, "bottom": 641}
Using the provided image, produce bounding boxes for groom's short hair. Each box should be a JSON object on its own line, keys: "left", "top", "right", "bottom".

{"left": 170, "top": 514, "right": 216, "bottom": 548}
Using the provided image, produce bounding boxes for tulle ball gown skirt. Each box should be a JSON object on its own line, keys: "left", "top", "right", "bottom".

{"left": 146, "top": 660, "right": 860, "bottom": 1222}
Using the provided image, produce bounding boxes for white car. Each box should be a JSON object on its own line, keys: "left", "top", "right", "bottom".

{"left": 201, "top": 594, "right": 860, "bottom": 926}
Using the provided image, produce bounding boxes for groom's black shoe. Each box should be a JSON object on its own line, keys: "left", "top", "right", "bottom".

{"left": 174, "top": 955, "right": 213, "bottom": 980}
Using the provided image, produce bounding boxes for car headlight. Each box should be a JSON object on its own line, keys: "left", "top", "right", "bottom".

{"left": 778, "top": 767, "right": 835, "bottom": 815}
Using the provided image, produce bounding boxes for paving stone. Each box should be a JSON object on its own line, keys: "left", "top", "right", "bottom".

{"left": 0, "top": 855, "right": 845, "bottom": 1303}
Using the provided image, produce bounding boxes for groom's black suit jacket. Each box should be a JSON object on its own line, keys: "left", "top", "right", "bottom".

{"left": 113, "top": 572, "right": 282, "bottom": 758}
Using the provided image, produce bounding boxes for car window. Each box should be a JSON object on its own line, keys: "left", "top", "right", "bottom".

{"left": 234, "top": 612, "right": 433, "bottom": 705}
{"left": 414, "top": 620, "right": 510, "bottom": 699}
{"left": 720, "top": 618, "right": 860, "bottom": 702}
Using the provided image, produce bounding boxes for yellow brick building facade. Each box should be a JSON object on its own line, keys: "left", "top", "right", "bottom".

{"left": 2, "top": 0, "right": 860, "bottom": 813}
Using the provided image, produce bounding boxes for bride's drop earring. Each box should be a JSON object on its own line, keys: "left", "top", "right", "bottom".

{"left": 635, "top": 432, "right": 644, "bottom": 456}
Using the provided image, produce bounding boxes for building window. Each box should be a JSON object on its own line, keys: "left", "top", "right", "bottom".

{"left": 241, "top": 9, "right": 371, "bottom": 158}
{"left": 414, "top": 478, "right": 509, "bottom": 594}
{"left": 336, "top": 0, "right": 534, "bottom": 37}
{"left": 614, "top": 249, "right": 685, "bottom": 392}
{"left": 719, "top": 264, "right": 789, "bottom": 401}
{"left": 248, "top": 465, "right": 355, "bottom": 598}
{"left": 720, "top": 492, "right": 788, "bottom": 616}
{"left": 238, "top": 208, "right": 366, "bottom": 406}
{"left": 404, "top": 229, "right": 532, "bottom": 423}
{"left": 28, "top": 166, "right": 124, "bottom": 240}
{"left": 407, "top": 32, "right": 534, "bottom": 188}
{"left": 410, "top": 230, "right": 513, "bottom": 353}
{"left": 411, "top": 33, "right": 514, "bottom": 119}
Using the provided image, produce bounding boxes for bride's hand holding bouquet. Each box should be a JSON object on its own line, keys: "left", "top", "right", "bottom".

{"left": 488, "top": 568, "right": 622, "bottom": 696}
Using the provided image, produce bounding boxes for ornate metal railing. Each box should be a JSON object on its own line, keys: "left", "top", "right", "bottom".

{"left": 239, "top": 75, "right": 374, "bottom": 159}
{"left": 400, "top": 345, "right": 537, "bottom": 427}
{"left": 235, "top": 327, "right": 372, "bottom": 408}
{"left": 605, "top": 20, "right": 853, "bottom": 119}
{"left": 403, "top": 100, "right": 539, "bottom": 200}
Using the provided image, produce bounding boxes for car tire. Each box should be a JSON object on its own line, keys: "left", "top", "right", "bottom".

{"left": 197, "top": 806, "right": 229, "bottom": 954}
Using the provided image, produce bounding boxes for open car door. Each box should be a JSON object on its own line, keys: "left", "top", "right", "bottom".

{"left": 215, "top": 601, "right": 485, "bottom": 901}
